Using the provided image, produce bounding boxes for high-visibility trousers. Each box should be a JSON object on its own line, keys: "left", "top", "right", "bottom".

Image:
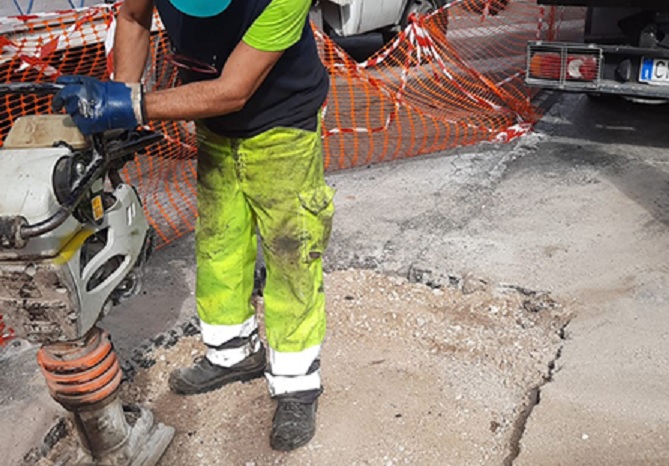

{"left": 195, "top": 122, "right": 334, "bottom": 396}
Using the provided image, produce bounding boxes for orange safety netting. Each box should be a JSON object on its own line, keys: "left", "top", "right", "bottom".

{"left": 0, "top": 0, "right": 585, "bottom": 251}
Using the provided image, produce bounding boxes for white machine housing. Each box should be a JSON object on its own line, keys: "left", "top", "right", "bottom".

{"left": 0, "top": 115, "right": 150, "bottom": 343}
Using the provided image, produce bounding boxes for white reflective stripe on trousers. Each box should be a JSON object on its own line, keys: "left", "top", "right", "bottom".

{"left": 266, "top": 345, "right": 322, "bottom": 396}
{"left": 206, "top": 333, "right": 262, "bottom": 368}
{"left": 269, "top": 345, "right": 322, "bottom": 376}
{"left": 266, "top": 370, "right": 321, "bottom": 397}
{"left": 200, "top": 315, "right": 258, "bottom": 347}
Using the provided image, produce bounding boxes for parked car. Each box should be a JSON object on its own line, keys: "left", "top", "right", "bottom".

{"left": 310, "top": 0, "right": 509, "bottom": 42}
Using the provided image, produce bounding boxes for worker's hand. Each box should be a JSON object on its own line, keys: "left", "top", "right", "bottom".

{"left": 52, "top": 75, "right": 145, "bottom": 136}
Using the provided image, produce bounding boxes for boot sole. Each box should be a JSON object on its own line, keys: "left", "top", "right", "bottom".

{"left": 270, "top": 400, "right": 318, "bottom": 451}
{"left": 169, "top": 364, "right": 266, "bottom": 396}
{"left": 270, "top": 429, "right": 316, "bottom": 452}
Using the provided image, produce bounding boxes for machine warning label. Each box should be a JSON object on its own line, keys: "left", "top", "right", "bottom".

{"left": 92, "top": 195, "right": 104, "bottom": 222}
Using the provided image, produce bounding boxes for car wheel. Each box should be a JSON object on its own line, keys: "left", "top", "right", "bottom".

{"left": 463, "top": 0, "right": 509, "bottom": 16}
{"left": 382, "top": 0, "right": 447, "bottom": 43}
{"left": 402, "top": 0, "right": 447, "bottom": 27}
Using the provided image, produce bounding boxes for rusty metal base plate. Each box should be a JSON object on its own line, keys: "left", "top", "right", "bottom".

{"left": 55, "top": 406, "right": 175, "bottom": 466}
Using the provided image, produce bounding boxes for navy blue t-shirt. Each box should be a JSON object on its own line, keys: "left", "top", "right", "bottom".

{"left": 155, "top": 0, "right": 329, "bottom": 138}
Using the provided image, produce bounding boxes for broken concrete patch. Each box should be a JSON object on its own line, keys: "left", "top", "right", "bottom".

{"left": 35, "top": 268, "right": 570, "bottom": 466}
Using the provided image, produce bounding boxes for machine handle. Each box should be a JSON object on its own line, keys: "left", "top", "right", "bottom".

{"left": 0, "top": 82, "right": 65, "bottom": 96}
{"left": 0, "top": 83, "right": 164, "bottom": 246}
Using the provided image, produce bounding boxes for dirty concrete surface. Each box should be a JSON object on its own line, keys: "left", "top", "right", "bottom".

{"left": 321, "top": 93, "right": 669, "bottom": 465}
{"left": 3, "top": 90, "right": 669, "bottom": 465}
{"left": 42, "top": 270, "right": 569, "bottom": 466}
{"left": 322, "top": 93, "right": 669, "bottom": 465}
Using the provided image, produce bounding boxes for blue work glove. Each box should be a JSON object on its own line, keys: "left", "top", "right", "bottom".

{"left": 52, "top": 75, "right": 145, "bottom": 136}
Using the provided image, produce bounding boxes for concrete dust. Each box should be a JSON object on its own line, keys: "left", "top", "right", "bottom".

{"left": 39, "top": 268, "right": 568, "bottom": 466}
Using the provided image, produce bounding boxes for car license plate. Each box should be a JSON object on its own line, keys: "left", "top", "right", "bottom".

{"left": 639, "top": 57, "right": 669, "bottom": 85}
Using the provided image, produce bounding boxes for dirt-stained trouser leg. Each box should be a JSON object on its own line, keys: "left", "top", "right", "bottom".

{"left": 196, "top": 127, "right": 261, "bottom": 365}
{"left": 195, "top": 122, "right": 334, "bottom": 394}
{"left": 242, "top": 126, "right": 334, "bottom": 396}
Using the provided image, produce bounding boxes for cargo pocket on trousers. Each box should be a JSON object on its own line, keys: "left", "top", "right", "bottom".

{"left": 298, "top": 185, "right": 336, "bottom": 263}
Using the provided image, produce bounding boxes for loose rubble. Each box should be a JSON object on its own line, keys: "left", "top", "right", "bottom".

{"left": 36, "top": 268, "right": 570, "bottom": 466}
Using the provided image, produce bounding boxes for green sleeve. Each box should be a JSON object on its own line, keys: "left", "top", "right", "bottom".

{"left": 242, "top": 0, "right": 312, "bottom": 52}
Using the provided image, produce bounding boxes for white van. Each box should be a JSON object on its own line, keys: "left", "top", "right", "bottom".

{"left": 310, "top": 0, "right": 509, "bottom": 41}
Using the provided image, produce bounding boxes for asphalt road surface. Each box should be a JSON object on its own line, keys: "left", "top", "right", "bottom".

{"left": 4, "top": 89, "right": 668, "bottom": 465}
{"left": 93, "top": 91, "right": 669, "bottom": 465}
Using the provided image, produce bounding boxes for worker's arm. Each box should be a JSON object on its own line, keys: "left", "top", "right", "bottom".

{"left": 143, "top": 0, "right": 311, "bottom": 120}
{"left": 143, "top": 42, "right": 281, "bottom": 121}
{"left": 113, "top": 0, "right": 155, "bottom": 82}
{"left": 52, "top": 0, "right": 312, "bottom": 134}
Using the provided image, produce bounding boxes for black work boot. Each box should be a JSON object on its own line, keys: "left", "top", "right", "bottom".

{"left": 169, "top": 344, "right": 266, "bottom": 395}
{"left": 270, "top": 390, "right": 321, "bottom": 451}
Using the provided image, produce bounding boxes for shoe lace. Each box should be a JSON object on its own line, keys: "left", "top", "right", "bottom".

{"left": 192, "top": 355, "right": 215, "bottom": 369}
{"left": 193, "top": 355, "right": 205, "bottom": 364}
{"left": 277, "top": 400, "right": 309, "bottom": 420}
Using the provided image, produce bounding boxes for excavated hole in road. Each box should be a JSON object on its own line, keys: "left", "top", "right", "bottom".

{"left": 34, "top": 268, "right": 570, "bottom": 466}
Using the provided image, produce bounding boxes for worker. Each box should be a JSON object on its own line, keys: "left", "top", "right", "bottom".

{"left": 52, "top": 0, "right": 334, "bottom": 451}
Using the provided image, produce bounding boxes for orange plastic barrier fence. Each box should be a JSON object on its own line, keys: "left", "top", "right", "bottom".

{"left": 0, "top": 0, "right": 585, "bottom": 249}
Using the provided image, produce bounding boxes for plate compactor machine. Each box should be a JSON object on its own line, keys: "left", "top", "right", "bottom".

{"left": 0, "top": 84, "right": 174, "bottom": 465}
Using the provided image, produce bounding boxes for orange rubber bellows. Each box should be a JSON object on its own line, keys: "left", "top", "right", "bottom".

{"left": 36, "top": 328, "right": 122, "bottom": 409}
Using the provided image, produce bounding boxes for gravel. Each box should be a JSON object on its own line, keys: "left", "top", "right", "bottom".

{"left": 38, "top": 268, "right": 570, "bottom": 466}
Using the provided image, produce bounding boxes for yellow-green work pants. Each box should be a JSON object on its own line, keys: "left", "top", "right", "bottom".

{"left": 195, "top": 122, "right": 334, "bottom": 396}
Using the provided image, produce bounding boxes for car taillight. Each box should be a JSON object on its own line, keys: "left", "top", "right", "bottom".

{"left": 530, "top": 52, "right": 599, "bottom": 81}
{"left": 566, "top": 55, "right": 598, "bottom": 81}
{"left": 530, "top": 52, "right": 561, "bottom": 79}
